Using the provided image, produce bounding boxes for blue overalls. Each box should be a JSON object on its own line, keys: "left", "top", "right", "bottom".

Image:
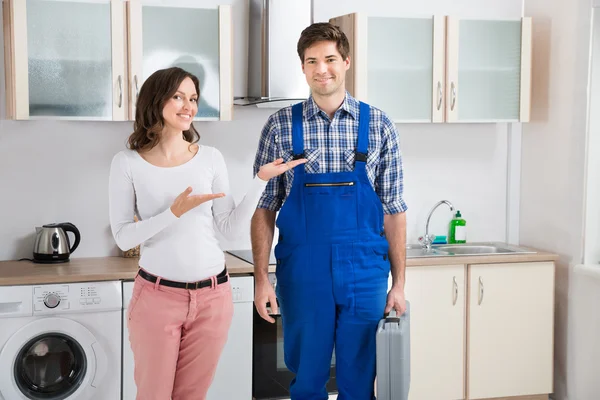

{"left": 275, "top": 101, "right": 390, "bottom": 400}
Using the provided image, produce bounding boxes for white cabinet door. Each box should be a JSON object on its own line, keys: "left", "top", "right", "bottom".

{"left": 5, "top": 0, "right": 126, "bottom": 120}
{"left": 446, "top": 17, "right": 532, "bottom": 123}
{"left": 128, "top": 0, "right": 232, "bottom": 121}
{"left": 404, "top": 265, "right": 466, "bottom": 400}
{"left": 330, "top": 14, "right": 446, "bottom": 123}
{"left": 365, "top": 16, "right": 446, "bottom": 123}
{"left": 468, "top": 262, "right": 554, "bottom": 399}
{"left": 330, "top": 13, "right": 532, "bottom": 124}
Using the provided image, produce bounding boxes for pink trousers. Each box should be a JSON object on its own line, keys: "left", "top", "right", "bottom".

{"left": 127, "top": 270, "right": 234, "bottom": 400}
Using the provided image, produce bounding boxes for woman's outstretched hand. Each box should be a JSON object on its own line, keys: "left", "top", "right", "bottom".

{"left": 170, "top": 187, "right": 225, "bottom": 218}
{"left": 257, "top": 158, "right": 307, "bottom": 181}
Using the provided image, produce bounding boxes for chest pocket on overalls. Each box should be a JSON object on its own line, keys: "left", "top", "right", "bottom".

{"left": 303, "top": 167, "right": 358, "bottom": 237}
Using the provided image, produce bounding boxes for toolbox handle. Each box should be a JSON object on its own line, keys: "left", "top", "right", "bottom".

{"left": 386, "top": 309, "right": 401, "bottom": 323}
{"left": 384, "top": 301, "right": 411, "bottom": 323}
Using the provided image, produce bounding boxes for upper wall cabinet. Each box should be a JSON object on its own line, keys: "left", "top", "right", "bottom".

{"left": 446, "top": 17, "right": 531, "bottom": 123}
{"left": 330, "top": 14, "right": 446, "bottom": 123}
{"left": 329, "top": 14, "right": 532, "bottom": 123}
{"left": 4, "top": 0, "right": 126, "bottom": 120}
{"left": 128, "top": 0, "right": 232, "bottom": 121}
{"left": 3, "top": 0, "right": 232, "bottom": 121}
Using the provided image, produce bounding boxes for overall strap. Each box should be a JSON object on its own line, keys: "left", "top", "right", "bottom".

{"left": 291, "top": 103, "right": 305, "bottom": 161}
{"left": 356, "top": 102, "right": 371, "bottom": 169}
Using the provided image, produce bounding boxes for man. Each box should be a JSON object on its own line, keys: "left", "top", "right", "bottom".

{"left": 251, "top": 22, "right": 408, "bottom": 400}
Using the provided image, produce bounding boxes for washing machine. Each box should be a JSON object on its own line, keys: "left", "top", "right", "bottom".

{"left": 0, "top": 281, "right": 122, "bottom": 400}
{"left": 122, "top": 276, "right": 254, "bottom": 400}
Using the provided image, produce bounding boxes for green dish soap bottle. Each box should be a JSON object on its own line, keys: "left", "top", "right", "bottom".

{"left": 448, "top": 210, "right": 467, "bottom": 244}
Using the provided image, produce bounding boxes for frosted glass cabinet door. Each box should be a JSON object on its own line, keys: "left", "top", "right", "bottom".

{"left": 367, "top": 16, "right": 445, "bottom": 123}
{"left": 446, "top": 17, "right": 532, "bottom": 122}
{"left": 330, "top": 14, "right": 446, "bottom": 123}
{"left": 6, "top": 0, "right": 126, "bottom": 120}
{"left": 128, "top": 1, "right": 232, "bottom": 121}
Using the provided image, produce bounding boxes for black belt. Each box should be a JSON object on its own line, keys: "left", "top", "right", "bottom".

{"left": 137, "top": 267, "right": 228, "bottom": 290}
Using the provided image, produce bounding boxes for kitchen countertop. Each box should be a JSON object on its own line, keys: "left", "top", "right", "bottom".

{"left": 0, "top": 253, "right": 259, "bottom": 286}
{"left": 405, "top": 245, "right": 559, "bottom": 266}
{"left": 0, "top": 246, "right": 558, "bottom": 286}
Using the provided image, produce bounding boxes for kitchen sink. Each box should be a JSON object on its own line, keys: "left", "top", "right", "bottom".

{"left": 406, "top": 248, "right": 449, "bottom": 258}
{"left": 434, "top": 245, "right": 514, "bottom": 255}
{"left": 405, "top": 242, "right": 536, "bottom": 258}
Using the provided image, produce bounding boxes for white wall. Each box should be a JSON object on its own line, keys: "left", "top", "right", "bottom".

{"left": 521, "top": 0, "right": 594, "bottom": 398}
{"left": 0, "top": 0, "right": 522, "bottom": 261}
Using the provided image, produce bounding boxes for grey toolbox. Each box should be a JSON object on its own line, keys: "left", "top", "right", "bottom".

{"left": 376, "top": 301, "right": 410, "bottom": 400}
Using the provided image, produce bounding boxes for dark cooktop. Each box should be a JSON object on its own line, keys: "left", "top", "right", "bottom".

{"left": 226, "top": 249, "right": 276, "bottom": 265}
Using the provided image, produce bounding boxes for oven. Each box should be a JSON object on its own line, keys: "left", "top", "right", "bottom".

{"left": 226, "top": 250, "right": 338, "bottom": 399}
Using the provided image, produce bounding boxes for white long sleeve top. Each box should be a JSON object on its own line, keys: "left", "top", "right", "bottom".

{"left": 108, "top": 145, "right": 267, "bottom": 282}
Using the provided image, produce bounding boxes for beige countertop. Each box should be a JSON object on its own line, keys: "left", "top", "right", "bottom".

{"left": 0, "top": 253, "right": 260, "bottom": 286}
{"left": 0, "top": 246, "right": 558, "bottom": 286}
{"left": 405, "top": 246, "right": 559, "bottom": 266}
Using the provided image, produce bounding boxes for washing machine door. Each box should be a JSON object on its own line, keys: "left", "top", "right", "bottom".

{"left": 0, "top": 317, "right": 107, "bottom": 400}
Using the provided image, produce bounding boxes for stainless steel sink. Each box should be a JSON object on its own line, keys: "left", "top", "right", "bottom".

{"left": 433, "top": 245, "right": 513, "bottom": 255}
{"left": 406, "top": 248, "right": 449, "bottom": 258}
{"left": 405, "top": 242, "right": 535, "bottom": 258}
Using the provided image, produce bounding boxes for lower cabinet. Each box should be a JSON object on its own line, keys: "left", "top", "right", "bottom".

{"left": 405, "top": 265, "right": 466, "bottom": 400}
{"left": 397, "top": 261, "right": 554, "bottom": 400}
{"left": 467, "top": 262, "right": 554, "bottom": 399}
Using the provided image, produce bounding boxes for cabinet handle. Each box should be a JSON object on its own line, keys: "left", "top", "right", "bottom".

{"left": 452, "top": 276, "right": 458, "bottom": 306}
{"left": 450, "top": 82, "right": 456, "bottom": 111}
{"left": 117, "top": 75, "right": 123, "bottom": 108}
{"left": 478, "top": 276, "right": 484, "bottom": 305}
{"left": 134, "top": 75, "right": 140, "bottom": 103}
{"left": 437, "top": 81, "right": 443, "bottom": 110}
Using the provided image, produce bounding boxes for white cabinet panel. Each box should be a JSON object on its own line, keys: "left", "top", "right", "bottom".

{"left": 468, "top": 262, "right": 554, "bottom": 398}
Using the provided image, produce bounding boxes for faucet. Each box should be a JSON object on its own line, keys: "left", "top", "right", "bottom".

{"left": 419, "top": 200, "right": 455, "bottom": 250}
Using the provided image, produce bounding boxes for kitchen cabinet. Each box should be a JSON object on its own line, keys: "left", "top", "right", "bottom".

{"left": 404, "top": 265, "right": 466, "bottom": 400}
{"left": 467, "top": 262, "right": 554, "bottom": 399}
{"left": 3, "top": 0, "right": 126, "bottom": 120}
{"left": 391, "top": 260, "right": 553, "bottom": 399}
{"left": 329, "top": 14, "right": 446, "bottom": 123}
{"left": 3, "top": 0, "right": 232, "bottom": 121}
{"left": 127, "top": 0, "right": 232, "bottom": 121}
{"left": 329, "top": 14, "right": 532, "bottom": 123}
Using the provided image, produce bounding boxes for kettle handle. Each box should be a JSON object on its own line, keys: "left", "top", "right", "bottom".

{"left": 58, "top": 223, "right": 81, "bottom": 254}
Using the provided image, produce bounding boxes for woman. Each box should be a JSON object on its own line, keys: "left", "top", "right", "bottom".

{"left": 108, "top": 67, "right": 305, "bottom": 400}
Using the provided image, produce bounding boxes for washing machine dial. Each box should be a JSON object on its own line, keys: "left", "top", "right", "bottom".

{"left": 44, "top": 293, "right": 61, "bottom": 309}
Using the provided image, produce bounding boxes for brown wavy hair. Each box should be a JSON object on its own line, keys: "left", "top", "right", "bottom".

{"left": 297, "top": 22, "right": 350, "bottom": 63}
{"left": 127, "top": 67, "right": 200, "bottom": 152}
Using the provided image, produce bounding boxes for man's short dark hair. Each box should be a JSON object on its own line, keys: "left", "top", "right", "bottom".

{"left": 297, "top": 22, "right": 350, "bottom": 62}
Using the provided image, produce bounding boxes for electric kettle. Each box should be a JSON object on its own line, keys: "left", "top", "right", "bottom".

{"left": 33, "top": 222, "right": 81, "bottom": 263}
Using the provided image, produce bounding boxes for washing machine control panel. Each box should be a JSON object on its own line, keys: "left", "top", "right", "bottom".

{"left": 33, "top": 281, "right": 122, "bottom": 313}
{"left": 43, "top": 292, "right": 61, "bottom": 308}
{"left": 34, "top": 285, "right": 69, "bottom": 312}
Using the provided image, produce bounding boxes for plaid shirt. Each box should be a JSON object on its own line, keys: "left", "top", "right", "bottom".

{"left": 253, "top": 92, "right": 408, "bottom": 215}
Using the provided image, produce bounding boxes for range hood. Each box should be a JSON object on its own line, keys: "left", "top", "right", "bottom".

{"left": 234, "top": 0, "right": 312, "bottom": 107}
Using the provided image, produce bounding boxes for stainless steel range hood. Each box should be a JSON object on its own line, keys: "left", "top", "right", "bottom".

{"left": 234, "top": 0, "right": 312, "bottom": 107}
